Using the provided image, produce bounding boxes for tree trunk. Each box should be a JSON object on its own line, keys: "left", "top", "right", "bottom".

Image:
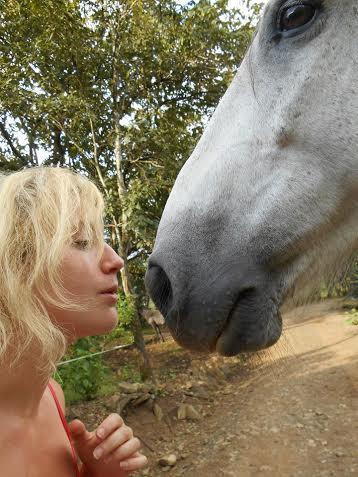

{"left": 113, "top": 114, "right": 153, "bottom": 380}
{"left": 120, "top": 257, "right": 153, "bottom": 381}
{"left": 89, "top": 113, "right": 153, "bottom": 380}
{"left": 53, "top": 126, "right": 66, "bottom": 165}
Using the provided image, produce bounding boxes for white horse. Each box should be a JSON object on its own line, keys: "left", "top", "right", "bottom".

{"left": 145, "top": 0, "right": 358, "bottom": 356}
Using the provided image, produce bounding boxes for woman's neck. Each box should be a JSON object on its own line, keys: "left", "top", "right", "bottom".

{"left": 0, "top": 350, "right": 50, "bottom": 418}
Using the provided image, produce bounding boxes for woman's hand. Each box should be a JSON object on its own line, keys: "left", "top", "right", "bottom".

{"left": 69, "top": 414, "right": 147, "bottom": 477}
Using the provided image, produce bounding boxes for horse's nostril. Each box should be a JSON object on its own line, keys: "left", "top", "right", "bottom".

{"left": 145, "top": 264, "right": 173, "bottom": 317}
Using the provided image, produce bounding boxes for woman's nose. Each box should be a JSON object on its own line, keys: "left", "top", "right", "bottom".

{"left": 101, "top": 243, "right": 124, "bottom": 273}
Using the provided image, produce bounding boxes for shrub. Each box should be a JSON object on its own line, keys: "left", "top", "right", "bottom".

{"left": 55, "top": 337, "right": 113, "bottom": 403}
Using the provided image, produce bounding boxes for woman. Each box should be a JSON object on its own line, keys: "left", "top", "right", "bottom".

{"left": 0, "top": 167, "right": 148, "bottom": 476}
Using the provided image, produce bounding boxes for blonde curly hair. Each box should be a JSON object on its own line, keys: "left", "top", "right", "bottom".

{"left": 0, "top": 167, "right": 105, "bottom": 374}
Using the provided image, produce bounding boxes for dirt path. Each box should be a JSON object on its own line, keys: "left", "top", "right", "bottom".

{"left": 137, "top": 301, "right": 358, "bottom": 477}
{"left": 164, "top": 302, "right": 358, "bottom": 477}
{"left": 72, "top": 301, "right": 357, "bottom": 477}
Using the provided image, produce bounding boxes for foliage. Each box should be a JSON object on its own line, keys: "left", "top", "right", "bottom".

{"left": 105, "top": 293, "right": 137, "bottom": 344}
{"left": 55, "top": 337, "right": 114, "bottom": 403}
{"left": 117, "top": 363, "right": 143, "bottom": 384}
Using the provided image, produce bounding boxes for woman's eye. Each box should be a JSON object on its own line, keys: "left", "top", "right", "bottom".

{"left": 74, "top": 240, "right": 89, "bottom": 250}
{"left": 279, "top": 3, "right": 317, "bottom": 32}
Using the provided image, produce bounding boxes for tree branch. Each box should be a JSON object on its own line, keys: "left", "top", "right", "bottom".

{"left": 0, "top": 121, "right": 28, "bottom": 163}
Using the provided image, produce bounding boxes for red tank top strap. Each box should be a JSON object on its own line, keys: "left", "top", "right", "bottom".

{"left": 48, "top": 381, "right": 81, "bottom": 477}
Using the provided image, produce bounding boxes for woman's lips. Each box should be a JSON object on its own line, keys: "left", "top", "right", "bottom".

{"left": 100, "top": 292, "right": 118, "bottom": 304}
{"left": 99, "top": 285, "right": 118, "bottom": 304}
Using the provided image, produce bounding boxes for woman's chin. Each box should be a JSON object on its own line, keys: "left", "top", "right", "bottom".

{"left": 75, "top": 311, "right": 119, "bottom": 338}
{"left": 99, "top": 311, "right": 119, "bottom": 334}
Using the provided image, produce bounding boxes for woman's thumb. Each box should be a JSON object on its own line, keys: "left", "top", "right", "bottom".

{"left": 69, "top": 419, "right": 92, "bottom": 443}
{"left": 69, "top": 419, "right": 100, "bottom": 460}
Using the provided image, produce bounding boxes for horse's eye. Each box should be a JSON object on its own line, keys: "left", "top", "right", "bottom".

{"left": 279, "top": 4, "right": 317, "bottom": 32}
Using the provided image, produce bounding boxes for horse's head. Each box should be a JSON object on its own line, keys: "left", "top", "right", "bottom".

{"left": 145, "top": 0, "right": 358, "bottom": 356}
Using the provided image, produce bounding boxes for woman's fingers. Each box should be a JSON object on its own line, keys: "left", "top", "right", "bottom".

{"left": 95, "top": 413, "right": 124, "bottom": 439}
{"left": 93, "top": 422, "right": 133, "bottom": 460}
{"left": 69, "top": 413, "right": 147, "bottom": 471}
{"left": 104, "top": 436, "right": 142, "bottom": 463}
{"left": 119, "top": 453, "right": 148, "bottom": 471}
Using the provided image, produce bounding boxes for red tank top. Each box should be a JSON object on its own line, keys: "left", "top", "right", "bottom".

{"left": 48, "top": 382, "right": 81, "bottom": 477}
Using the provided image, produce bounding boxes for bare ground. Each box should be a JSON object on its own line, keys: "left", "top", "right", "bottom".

{"left": 69, "top": 300, "right": 358, "bottom": 477}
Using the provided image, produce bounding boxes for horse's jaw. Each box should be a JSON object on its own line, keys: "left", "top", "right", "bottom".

{"left": 215, "top": 291, "right": 282, "bottom": 356}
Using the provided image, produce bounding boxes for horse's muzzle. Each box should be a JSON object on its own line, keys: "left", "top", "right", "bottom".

{"left": 145, "top": 257, "right": 282, "bottom": 355}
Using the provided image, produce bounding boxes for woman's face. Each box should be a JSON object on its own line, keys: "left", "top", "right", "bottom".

{"left": 48, "top": 239, "right": 124, "bottom": 341}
